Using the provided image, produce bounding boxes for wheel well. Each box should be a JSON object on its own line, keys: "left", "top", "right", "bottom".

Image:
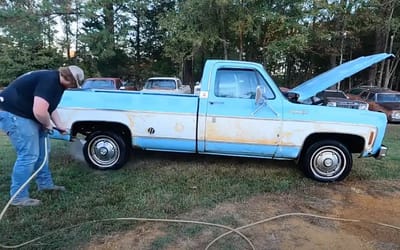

{"left": 301, "top": 133, "right": 364, "bottom": 156}
{"left": 71, "top": 121, "right": 132, "bottom": 145}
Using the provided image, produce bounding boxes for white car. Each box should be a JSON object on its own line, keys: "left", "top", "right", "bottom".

{"left": 141, "top": 77, "right": 191, "bottom": 94}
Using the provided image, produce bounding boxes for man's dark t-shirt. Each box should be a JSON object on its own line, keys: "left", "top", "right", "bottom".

{"left": 0, "top": 70, "right": 64, "bottom": 122}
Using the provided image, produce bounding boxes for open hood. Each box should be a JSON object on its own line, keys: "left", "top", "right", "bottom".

{"left": 290, "top": 53, "right": 394, "bottom": 102}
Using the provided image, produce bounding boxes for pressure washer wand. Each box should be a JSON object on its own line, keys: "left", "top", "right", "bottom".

{"left": 48, "top": 127, "right": 68, "bottom": 135}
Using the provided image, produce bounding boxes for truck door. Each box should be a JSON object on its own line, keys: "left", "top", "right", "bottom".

{"left": 202, "top": 67, "right": 282, "bottom": 157}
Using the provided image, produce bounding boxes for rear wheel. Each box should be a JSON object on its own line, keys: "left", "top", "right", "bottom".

{"left": 301, "top": 140, "right": 352, "bottom": 182}
{"left": 83, "top": 131, "right": 130, "bottom": 170}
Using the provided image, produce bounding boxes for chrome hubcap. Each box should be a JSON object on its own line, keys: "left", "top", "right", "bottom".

{"left": 311, "top": 146, "right": 346, "bottom": 180}
{"left": 89, "top": 136, "right": 120, "bottom": 168}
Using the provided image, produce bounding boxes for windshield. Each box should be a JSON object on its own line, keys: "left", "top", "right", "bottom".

{"left": 377, "top": 93, "right": 400, "bottom": 102}
{"left": 317, "top": 91, "right": 347, "bottom": 99}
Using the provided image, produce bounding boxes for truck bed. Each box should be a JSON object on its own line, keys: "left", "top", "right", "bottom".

{"left": 59, "top": 89, "right": 199, "bottom": 152}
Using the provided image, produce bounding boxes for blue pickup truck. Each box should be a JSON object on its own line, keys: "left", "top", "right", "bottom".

{"left": 54, "top": 53, "right": 391, "bottom": 182}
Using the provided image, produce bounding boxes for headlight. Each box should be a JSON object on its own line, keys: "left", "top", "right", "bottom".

{"left": 391, "top": 111, "right": 400, "bottom": 119}
{"left": 359, "top": 103, "right": 369, "bottom": 110}
{"left": 327, "top": 101, "right": 337, "bottom": 107}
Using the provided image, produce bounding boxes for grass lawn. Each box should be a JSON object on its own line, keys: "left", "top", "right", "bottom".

{"left": 0, "top": 124, "right": 399, "bottom": 249}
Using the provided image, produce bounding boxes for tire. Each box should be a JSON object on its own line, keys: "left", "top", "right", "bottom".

{"left": 83, "top": 131, "right": 130, "bottom": 170}
{"left": 300, "top": 140, "right": 352, "bottom": 182}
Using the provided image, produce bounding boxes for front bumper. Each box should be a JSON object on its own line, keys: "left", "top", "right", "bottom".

{"left": 374, "top": 145, "right": 388, "bottom": 159}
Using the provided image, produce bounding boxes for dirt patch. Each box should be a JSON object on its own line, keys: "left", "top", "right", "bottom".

{"left": 86, "top": 180, "right": 400, "bottom": 250}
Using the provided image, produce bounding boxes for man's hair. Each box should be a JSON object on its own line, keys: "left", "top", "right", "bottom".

{"left": 59, "top": 66, "right": 84, "bottom": 88}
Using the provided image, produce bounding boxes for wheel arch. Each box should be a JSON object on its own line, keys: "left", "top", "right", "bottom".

{"left": 300, "top": 133, "right": 364, "bottom": 158}
{"left": 70, "top": 121, "right": 132, "bottom": 146}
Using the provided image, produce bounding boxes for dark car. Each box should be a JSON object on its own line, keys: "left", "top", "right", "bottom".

{"left": 316, "top": 89, "right": 369, "bottom": 110}
{"left": 357, "top": 88, "right": 400, "bottom": 122}
{"left": 346, "top": 85, "right": 383, "bottom": 100}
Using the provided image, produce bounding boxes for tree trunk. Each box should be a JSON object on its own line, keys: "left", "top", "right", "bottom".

{"left": 376, "top": 0, "right": 395, "bottom": 87}
{"left": 183, "top": 56, "right": 194, "bottom": 91}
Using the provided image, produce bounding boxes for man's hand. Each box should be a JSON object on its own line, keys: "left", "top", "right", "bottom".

{"left": 54, "top": 127, "right": 69, "bottom": 135}
{"left": 50, "top": 110, "right": 69, "bottom": 134}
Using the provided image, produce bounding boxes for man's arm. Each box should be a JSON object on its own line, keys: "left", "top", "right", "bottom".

{"left": 33, "top": 97, "right": 67, "bottom": 133}
{"left": 50, "top": 109, "right": 67, "bottom": 133}
{"left": 33, "top": 96, "right": 52, "bottom": 129}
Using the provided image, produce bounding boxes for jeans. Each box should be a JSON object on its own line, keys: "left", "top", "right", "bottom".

{"left": 0, "top": 111, "right": 55, "bottom": 201}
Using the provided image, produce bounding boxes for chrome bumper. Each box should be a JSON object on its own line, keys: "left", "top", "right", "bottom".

{"left": 374, "top": 145, "right": 388, "bottom": 159}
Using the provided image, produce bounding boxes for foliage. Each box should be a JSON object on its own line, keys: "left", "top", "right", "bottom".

{"left": 0, "top": 0, "right": 74, "bottom": 86}
{"left": 0, "top": 0, "right": 399, "bottom": 89}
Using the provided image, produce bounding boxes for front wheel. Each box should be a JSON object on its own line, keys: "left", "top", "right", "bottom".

{"left": 83, "top": 131, "right": 130, "bottom": 170}
{"left": 301, "top": 140, "right": 352, "bottom": 182}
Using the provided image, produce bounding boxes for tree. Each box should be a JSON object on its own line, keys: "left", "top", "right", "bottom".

{"left": 351, "top": 0, "right": 400, "bottom": 88}
{"left": 0, "top": 0, "right": 64, "bottom": 86}
{"left": 126, "top": 0, "right": 177, "bottom": 86}
{"left": 79, "top": 0, "right": 131, "bottom": 78}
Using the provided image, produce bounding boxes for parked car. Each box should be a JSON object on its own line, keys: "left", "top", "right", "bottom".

{"left": 81, "top": 77, "right": 123, "bottom": 90}
{"left": 280, "top": 88, "right": 369, "bottom": 110}
{"left": 316, "top": 89, "right": 369, "bottom": 110}
{"left": 356, "top": 88, "right": 400, "bottom": 122}
{"left": 194, "top": 82, "right": 201, "bottom": 95}
{"left": 119, "top": 84, "right": 138, "bottom": 91}
{"left": 346, "top": 85, "right": 383, "bottom": 100}
{"left": 141, "top": 77, "right": 191, "bottom": 94}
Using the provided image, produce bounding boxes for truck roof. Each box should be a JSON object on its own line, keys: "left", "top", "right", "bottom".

{"left": 147, "top": 77, "right": 180, "bottom": 81}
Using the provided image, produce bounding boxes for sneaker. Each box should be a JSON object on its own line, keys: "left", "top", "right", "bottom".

{"left": 39, "top": 185, "right": 66, "bottom": 192}
{"left": 11, "top": 198, "right": 41, "bottom": 207}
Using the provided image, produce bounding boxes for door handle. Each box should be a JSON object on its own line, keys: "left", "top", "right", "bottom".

{"left": 209, "top": 101, "right": 224, "bottom": 105}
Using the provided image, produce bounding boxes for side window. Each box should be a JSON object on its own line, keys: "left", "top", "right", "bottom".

{"left": 360, "top": 91, "right": 369, "bottom": 100}
{"left": 177, "top": 79, "right": 182, "bottom": 88}
{"left": 215, "top": 70, "right": 239, "bottom": 98}
{"left": 367, "top": 93, "right": 375, "bottom": 101}
{"left": 215, "top": 69, "right": 274, "bottom": 99}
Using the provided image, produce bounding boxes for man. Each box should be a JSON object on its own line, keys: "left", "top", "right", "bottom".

{"left": 0, "top": 65, "right": 84, "bottom": 206}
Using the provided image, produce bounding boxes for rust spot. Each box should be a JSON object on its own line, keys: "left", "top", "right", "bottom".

{"left": 205, "top": 118, "right": 279, "bottom": 144}
{"left": 175, "top": 123, "right": 184, "bottom": 132}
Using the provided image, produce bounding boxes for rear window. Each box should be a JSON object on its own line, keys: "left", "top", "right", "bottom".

{"left": 377, "top": 93, "right": 400, "bottom": 102}
{"left": 82, "top": 80, "right": 115, "bottom": 89}
{"left": 144, "top": 80, "right": 176, "bottom": 90}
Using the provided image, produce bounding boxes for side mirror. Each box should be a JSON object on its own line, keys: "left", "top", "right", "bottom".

{"left": 255, "top": 86, "right": 265, "bottom": 105}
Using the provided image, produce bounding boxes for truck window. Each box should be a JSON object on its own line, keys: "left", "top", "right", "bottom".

{"left": 215, "top": 69, "right": 274, "bottom": 99}
{"left": 367, "top": 93, "right": 376, "bottom": 101}
{"left": 81, "top": 79, "right": 115, "bottom": 89}
{"left": 360, "top": 91, "right": 369, "bottom": 100}
{"left": 145, "top": 80, "right": 175, "bottom": 90}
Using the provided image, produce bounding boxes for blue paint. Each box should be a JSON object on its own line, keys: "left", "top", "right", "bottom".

{"left": 133, "top": 137, "right": 196, "bottom": 152}
{"left": 60, "top": 90, "right": 199, "bottom": 114}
